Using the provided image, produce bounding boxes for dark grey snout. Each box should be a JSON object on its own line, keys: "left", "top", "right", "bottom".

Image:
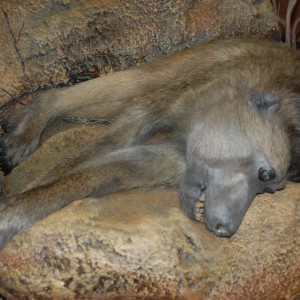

{"left": 204, "top": 192, "right": 257, "bottom": 238}
{"left": 203, "top": 179, "right": 256, "bottom": 238}
{"left": 203, "top": 196, "right": 252, "bottom": 238}
{"left": 205, "top": 217, "right": 237, "bottom": 237}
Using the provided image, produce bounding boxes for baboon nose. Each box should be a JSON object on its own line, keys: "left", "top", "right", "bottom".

{"left": 214, "top": 223, "right": 232, "bottom": 237}
{"left": 206, "top": 217, "right": 237, "bottom": 237}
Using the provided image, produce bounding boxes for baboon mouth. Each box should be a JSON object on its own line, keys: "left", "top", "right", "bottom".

{"left": 194, "top": 193, "right": 205, "bottom": 222}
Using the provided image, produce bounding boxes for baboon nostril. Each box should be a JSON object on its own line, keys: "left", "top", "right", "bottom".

{"left": 215, "top": 223, "right": 230, "bottom": 237}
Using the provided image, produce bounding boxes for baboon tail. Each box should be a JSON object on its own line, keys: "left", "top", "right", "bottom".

{"left": 0, "top": 143, "right": 185, "bottom": 249}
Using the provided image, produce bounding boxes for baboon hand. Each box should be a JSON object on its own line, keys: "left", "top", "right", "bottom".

{"left": 0, "top": 105, "right": 46, "bottom": 174}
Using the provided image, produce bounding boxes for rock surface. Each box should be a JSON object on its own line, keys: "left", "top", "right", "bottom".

{"left": 0, "top": 0, "right": 278, "bottom": 106}
{"left": 0, "top": 0, "right": 299, "bottom": 299}
{"left": 0, "top": 123, "right": 299, "bottom": 299}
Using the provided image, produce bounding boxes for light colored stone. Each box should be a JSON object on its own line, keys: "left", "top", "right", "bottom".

{"left": 0, "top": 123, "right": 299, "bottom": 299}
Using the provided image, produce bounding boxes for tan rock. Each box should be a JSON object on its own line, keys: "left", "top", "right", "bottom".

{"left": 0, "top": 123, "right": 299, "bottom": 299}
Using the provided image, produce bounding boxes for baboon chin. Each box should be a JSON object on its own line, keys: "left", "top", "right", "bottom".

{"left": 0, "top": 38, "right": 300, "bottom": 248}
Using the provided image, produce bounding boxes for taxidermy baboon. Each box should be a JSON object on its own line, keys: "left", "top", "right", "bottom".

{"left": 0, "top": 38, "right": 300, "bottom": 249}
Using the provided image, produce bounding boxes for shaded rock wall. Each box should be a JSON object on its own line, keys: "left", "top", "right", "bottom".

{"left": 0, "top": 0, "right": 277, "bottom": 105}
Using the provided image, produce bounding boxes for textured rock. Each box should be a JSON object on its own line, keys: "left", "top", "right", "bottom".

{"left": 0, "top": 0, "right": 278, "bottom": 106}
{"left": 1, "top": 1, "right": 299, "bottom": 299}
{"left": 0, "top": 123, "right": 299, "bottom": 299}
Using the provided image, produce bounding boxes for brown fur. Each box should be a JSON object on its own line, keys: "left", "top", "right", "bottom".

{"left": 0, "top": 38, "right": 299, "bottom": 248}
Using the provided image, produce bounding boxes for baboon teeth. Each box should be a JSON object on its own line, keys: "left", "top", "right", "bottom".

{"left": 198, "top": 193, "right": 205, "bottom": 203}
{"left": 194, "top": 194, "right": 206, "bottom": 222}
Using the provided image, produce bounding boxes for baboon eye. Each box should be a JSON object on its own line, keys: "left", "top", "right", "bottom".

{"left": 258, "top": 168, "right": 275, "bottom": 182}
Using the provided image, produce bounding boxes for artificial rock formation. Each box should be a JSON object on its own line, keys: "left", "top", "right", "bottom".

{"left": 0, "top": 0, "right": 299, "bottom": 299}
{"left": 0, "top": 123, "right": 299, "bottom": 299}
{"left": 0, "top": 0, "right": 277, "bottom": 106}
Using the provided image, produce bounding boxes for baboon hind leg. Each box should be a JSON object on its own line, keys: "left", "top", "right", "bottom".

{"left": 0, "top": 91, "right": 155, "bottom": 174}
{"left": 0, "top": 143, "right": 185, "bottom": 249}
{"left": 0, "top": 62, "right": 177, "bottom": 173}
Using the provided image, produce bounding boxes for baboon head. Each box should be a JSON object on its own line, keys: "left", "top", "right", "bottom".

{"left": 180, "top": 88, "right": 290, "bottom": 237}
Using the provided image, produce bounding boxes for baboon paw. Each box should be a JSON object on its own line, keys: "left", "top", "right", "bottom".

{"left": 0, "top": 108, "right": 45, "bottom": 174}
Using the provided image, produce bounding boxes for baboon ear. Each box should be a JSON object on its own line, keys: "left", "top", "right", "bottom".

{"left": 248, "top": 90, "right": 280, "bottom": 114}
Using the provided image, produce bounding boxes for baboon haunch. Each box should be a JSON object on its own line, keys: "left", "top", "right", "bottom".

{"left": 0, "top": 38, "right": 300, "bottom": 249}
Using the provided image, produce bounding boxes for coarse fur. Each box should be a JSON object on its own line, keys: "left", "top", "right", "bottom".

{"left": 0, "top": 38, "right": 300, "bottom": 249}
